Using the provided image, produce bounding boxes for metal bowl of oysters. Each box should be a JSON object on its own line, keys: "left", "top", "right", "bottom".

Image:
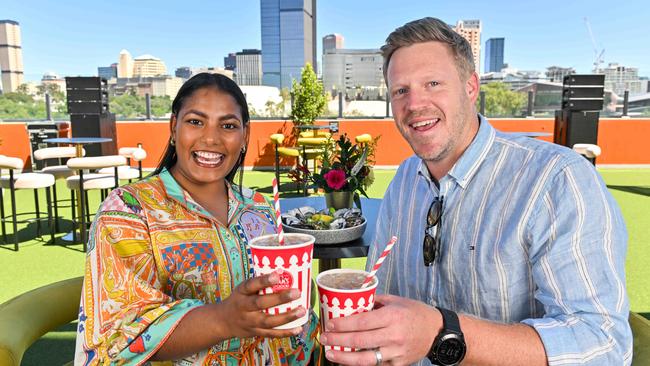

{"left": 281, "top": 206, "right": 366, "bottom": 245}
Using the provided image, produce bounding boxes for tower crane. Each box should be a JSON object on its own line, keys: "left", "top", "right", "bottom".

{"left": 584, "top": 17, "right": 605, "bottom": 73}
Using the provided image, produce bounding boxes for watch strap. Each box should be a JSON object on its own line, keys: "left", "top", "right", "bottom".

{"left": 436, "top": 306, "right": 462, "bottom": 334}
{"left": 427, "top": 307, "right": 465, "bottom": 365}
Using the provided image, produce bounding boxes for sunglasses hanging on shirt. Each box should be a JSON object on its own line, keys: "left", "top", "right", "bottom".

{"left": 423, "top": 196, "right": 443, "bottom": 266}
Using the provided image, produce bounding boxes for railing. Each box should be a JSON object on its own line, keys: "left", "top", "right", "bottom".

{"left": 3, "top": 88, "right": 648, "bottom": 123}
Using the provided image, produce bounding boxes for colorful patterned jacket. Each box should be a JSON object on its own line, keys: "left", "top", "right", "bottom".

{"left": 74, "top": 168, "right": 319, "bottom": 365}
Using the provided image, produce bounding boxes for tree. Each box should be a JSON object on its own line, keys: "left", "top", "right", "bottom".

{"left": 290, "top": 63, "right": 326, "bottom": 126}
{"left": 109, "top": 93, "right": 171, "bottom": 118}
{"left": 478, "top": 82, "right": 527, "bottom": 117}
{"left": 150, "top": 95, "right": 172, "bottom": 117}
{"left": 16, "top": 83, "right": 31, "bottom": 95}
{"left": 36, "top": 83, "right": 65, "bottom": 103}
{"left": 110, "top": 93, "right": 144, "bottom": 118}
{"left": 0, "top": 91, "right": 45, "bottom": 119}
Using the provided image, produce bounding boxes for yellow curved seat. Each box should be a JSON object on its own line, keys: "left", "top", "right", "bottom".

{"left": 0, "top": 277, "right": 82, "bottom": 366}
{"left": 277, "top": 147, "right": 300, "bottom": 157}
{"left": 355, "top": 134, "right": 372, "bottom": 144}
{"left": 270, "top": 133, "right": 285, "bottom": 145}
{"left": 297, "top": 137, "right": 329, "bottom": 147}
{"left": 631, "top": 312, "right": 650, "bottom": 365}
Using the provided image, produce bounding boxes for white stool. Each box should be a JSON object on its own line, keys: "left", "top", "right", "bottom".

{"left": 572, "top": 143, "right": 601, "bottom": 165}
{"left": 66, "top": 155, "right": 127, "bottom": 250}
{"left": 97, "top": 146, "right": 147, "bottom": 181}
{"left": 34, "top": 146, "right": 85, "bottom": 232}
{"left": 0, "top": 156, "right": 56, "bottom": 250}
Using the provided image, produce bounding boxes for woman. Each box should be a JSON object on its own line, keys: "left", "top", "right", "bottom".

{"left": 74, "top": 73, "right": 319, "bottom": 365}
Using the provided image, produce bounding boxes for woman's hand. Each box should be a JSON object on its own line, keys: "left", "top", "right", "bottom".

{"left": 217, "top": 271, "right": 306, "bottom": 338}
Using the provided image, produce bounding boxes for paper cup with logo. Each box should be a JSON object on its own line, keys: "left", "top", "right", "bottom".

{"left": 317, "top": 268, "right": 378, "bottom": 351}
{"left": 248, "top": 233, "right": 315, "bottom": 329}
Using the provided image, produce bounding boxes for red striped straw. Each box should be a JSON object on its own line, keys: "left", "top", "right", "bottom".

{"left": 272, "top": 178, "right": 285, "bottom": 245}
{"left": 361, "top": 236, "right": 397, "bottom": 288}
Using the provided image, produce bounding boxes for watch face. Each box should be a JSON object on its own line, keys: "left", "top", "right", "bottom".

{"left": 437, "top": 337, "right": 466, "bottom": 365}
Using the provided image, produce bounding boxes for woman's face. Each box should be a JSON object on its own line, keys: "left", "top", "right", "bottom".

{"left": 170, "top": 87, "right": 248, "bottom": 190}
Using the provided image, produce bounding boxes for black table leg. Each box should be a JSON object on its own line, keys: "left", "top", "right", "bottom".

{"left": 318, "top": 258, "right": 341, "bottom": 273}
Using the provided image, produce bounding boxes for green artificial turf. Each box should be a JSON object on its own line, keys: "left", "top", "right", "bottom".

{"left": 1, "top": 168, "right": 648, "bottom": 364}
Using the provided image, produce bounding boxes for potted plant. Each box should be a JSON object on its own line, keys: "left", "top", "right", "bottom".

{"left": 290, "top": 134, "right": 379, "bottom": 209}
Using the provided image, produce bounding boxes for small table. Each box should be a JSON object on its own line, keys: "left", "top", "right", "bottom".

{"left": 280, "top": 196, "right": 381, "bottom": 273}
{"left": 44, "top": 137, "right": 113, "bottom": 157}
{"left": 295, "top": 123, "right": 338, "bottom": 133}
{"left": 44, "top": 137, "right": 113, "bottom": 243}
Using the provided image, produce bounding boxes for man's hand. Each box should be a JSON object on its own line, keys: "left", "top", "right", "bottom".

{"left": 320, "top": 294, "right": 442, "bottom": 366}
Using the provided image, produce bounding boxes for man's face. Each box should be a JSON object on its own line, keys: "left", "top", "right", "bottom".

{"left": 387, "top": 41, "right": 479, "bottom": 171}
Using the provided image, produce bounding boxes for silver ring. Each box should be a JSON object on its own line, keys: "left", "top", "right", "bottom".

{"left": 374, "top": 348, "right": 383, "bottom": 366}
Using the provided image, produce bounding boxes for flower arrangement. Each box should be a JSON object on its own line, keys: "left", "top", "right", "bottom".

{"left": 289, "top": 134, "right": 378, "bottom": 199}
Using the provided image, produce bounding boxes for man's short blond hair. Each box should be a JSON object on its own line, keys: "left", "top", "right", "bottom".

{"left": 381, "top": 17, "right": 475, "bottom": 82}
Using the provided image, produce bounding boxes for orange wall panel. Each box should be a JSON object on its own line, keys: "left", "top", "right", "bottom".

{"left": 338, "top": 119, "right": 413, "bottom": 165}
{"left": 0, "top": 123, "right": 32, "bottom": 170}
{"left": 490, "top": 118, "right": 555, "bottom": 143}
{"left": 598, "top": 119, "right": 650, "bottom": 164}
{"left": 246, "top": 120, "right": 294, "bottom": 168}
{"left": 116, "top": 118, "right": 650, "bottom": 168}
{"left": 3, "top": 117, "right": 643, "bottom": 171}
{"left": 115, "top": 121, "right": 171, "bottom": 169}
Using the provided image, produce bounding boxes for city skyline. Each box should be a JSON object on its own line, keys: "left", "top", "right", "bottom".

{"left": 3, "top": 0, "right": 650, "bottom": 82}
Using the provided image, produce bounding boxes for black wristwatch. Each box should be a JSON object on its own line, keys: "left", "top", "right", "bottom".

{"left": 426, "top": 307, "right": 466, "bottom": 366}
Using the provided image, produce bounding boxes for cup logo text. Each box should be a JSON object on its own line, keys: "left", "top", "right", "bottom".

{"left": 272, "top": 270, "right": 294, "bottom": 291}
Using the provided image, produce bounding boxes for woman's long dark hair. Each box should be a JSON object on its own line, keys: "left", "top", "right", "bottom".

{"left": 153, "top": 72, "right": 250, "bottom": 193}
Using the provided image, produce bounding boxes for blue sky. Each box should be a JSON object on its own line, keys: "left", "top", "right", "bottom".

{"left": 4, "top": 0, "right": 649, "bottom": 81}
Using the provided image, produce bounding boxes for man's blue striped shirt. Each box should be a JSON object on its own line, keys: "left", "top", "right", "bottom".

{"left": 366, "top": 116, "right": 631, "bottom": 365}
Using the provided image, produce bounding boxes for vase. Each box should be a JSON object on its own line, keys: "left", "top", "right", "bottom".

{"left": 325, "top": 191, "right": 354, "bottom": 209}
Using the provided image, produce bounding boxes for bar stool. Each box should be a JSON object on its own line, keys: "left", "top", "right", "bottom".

{"left": 270, "top": 133, "right": 302, "bottom": 192}
{"left": 97, "top": 145, "right": 147, "bottom": 182}
{"left": 572, "top": 143, "right": 601, "bottom": 165}
{"left": 299, "top": 130, "right": 331, "bottom": 138}
{"left": 296, "top": 137, "right": 330, "bottom": 196}
{"left": 0, "top": 155, "right": 55, "bottom": 251}
{"left": 33, "top": 146, "right": 84, "bottom": 232}
{"left": 355, "top": 134, "right": 372, "bottom": 144}
{"left": 66, "top": 155, "right": 127, "bottom": 250}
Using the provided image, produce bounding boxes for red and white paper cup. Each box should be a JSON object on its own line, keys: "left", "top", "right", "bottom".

{"left": 249, "top": 233, "right": 315, "bottom": 329}
{"left": 316, "top": 268, "right": 378, "bottom": 351}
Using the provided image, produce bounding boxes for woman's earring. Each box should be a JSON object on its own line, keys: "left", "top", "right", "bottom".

{"left": 241, "top": 147, "right": 246, "bottom": 154}
{"left": 170, "top": 137, "right": 175, "bottom": 146}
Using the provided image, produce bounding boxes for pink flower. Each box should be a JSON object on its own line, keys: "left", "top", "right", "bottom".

{"left": 324, "top": 169, "right": 347, "bottom": 190}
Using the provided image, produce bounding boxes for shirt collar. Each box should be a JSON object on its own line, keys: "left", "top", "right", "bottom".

{"left": 159, "top": 167, "right": 242, "bottom": 221}
{"left": 417, "top": 114, "right": 496, "bottom": 190}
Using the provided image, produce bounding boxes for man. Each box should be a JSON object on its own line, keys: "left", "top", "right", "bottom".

{"left": 319, "top": 17, "right": 631, "bottom": 366}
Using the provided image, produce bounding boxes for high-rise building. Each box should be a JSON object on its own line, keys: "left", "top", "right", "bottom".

{"left": 224, "top": 53, "right": 237, "bottom": 71}
{"left": 322, "top": 48, "right": 384, "bottom": 98}
{"left": 261, "top": 0, "right": 317, "bottom": 89}
{"left": 599, "top": 63, "right": 644, "bottom": 96}
{"left": 133, "top": 54, "right": 167, "bottom": 77}
{"left": 453, "top": 20, "right": 481, "bottom": 74}
{"left": 98, "top": 63, "right": 118, "bottom": 80}
{"left": 235, "top": 49, "right": 262, "bottom": 86}
{"left": 0, "top": 20, "right": 24, "bottom": 93}
{"left": 118, "top": 49, "right": 134, "bottom": 78}
{"left": 323, "top": 33, "right": 344, "bottom": 51}
{"left": 484, "top": 38, "right": 504, "bottom": 73}
{"left": 545, "top": 66, "right": 575, "bottom": 83}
